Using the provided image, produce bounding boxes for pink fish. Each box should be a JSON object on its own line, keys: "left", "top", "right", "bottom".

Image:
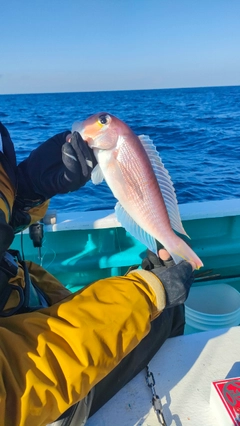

{"left": 73, "top": 112, "right": 203, "bottom": 268}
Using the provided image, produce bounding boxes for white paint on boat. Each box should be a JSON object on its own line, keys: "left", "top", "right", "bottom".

{"left": 87, "top": 326, "right": 240, "bottom": 426}
{"left": 41, "top": 198, "right": 240, "bottom": 233}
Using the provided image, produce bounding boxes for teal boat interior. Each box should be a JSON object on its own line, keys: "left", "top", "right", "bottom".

{"left": 11, "top": 199, "right": 240, "bottom": 297}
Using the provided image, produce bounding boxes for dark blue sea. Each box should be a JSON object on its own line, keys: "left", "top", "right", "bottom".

{"left": 1, "top": 86, "right": 240, "bottom": 212}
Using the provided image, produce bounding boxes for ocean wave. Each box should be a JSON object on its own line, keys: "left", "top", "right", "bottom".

{"left": 1, "top": 86, "right": 240, "bottom": 212}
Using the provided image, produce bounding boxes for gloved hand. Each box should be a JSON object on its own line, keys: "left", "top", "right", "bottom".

{"left": 142, "top": 250, "right": 195, "bottom": 309}
{"left": 62, "top": 131, "right": 97, "bottom": 189}
{"left": 17, "top": 130, "right": 97, "bottom": 202}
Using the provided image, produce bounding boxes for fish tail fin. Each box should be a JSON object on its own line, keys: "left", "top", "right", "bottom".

{"left": 164, "top": 235, "right": 203, "bottom": 269}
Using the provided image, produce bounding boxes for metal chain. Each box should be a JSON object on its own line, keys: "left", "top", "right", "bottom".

{"left": 145, "top": 365, "right": 167, "bottom": 426}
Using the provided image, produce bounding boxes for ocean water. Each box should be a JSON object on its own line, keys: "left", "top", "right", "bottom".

{"left": 0, "top": 86, "right": 240, "bottom": 213}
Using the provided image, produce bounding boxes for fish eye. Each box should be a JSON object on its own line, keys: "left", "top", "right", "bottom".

{"left": 98, "top": 114, "right": 110, "bottom": 125}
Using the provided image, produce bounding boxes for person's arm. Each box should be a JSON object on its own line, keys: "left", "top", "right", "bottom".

{"left": 11, "top": 131, "right": 96, "bottom": 233}
{"left": 0, "top": 123, "right": 16, "bottom": 256}
{"left": 0, "top": 259, "right": 194, "bottom": 426}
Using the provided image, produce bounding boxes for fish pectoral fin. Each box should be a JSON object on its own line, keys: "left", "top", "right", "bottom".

{"left": 91, "top": 164, "right": 104, "bottom": 185}
{"left": 115, "top": 202, "right": 158, "bottom": 254}
{"left": 138, "top": 135, "right": 188, "bottom": 238}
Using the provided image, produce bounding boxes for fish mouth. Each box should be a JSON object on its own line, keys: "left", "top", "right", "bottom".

{"left": 83, "top": 134, "right": 97, "bottom": 148}
{"left": 72, "top": 121, "right": 95, "bottom": 147}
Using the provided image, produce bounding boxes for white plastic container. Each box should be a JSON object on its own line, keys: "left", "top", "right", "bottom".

{"left": 185, "top": 284, "right": 240, "bottom": 334}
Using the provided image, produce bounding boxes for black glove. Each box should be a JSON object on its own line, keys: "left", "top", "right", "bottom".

{"left": 142, "top": 250, "right": 194, "bottom": 309}
{"left": 62, "top": 131, "right": 97, "bottom": 190}
{"left": 17, "top": 131, "right": 97, "bottom": 202}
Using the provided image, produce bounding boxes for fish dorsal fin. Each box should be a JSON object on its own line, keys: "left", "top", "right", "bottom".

{"left": 138, "top": 135, "right": 188, "bottom": 237}
{"left": 115, "top": 202, "right": 158, "bottom": 255}
{"left": 91, "top": 164, "right": 104, "bottom": 185}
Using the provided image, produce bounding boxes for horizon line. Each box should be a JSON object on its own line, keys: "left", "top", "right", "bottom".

{"left": 1, "top": 84, "right": 240, "bottom": 96}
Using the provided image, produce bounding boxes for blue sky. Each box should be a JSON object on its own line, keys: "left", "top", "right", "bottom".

{"left": 1, "top": 0, "right": 240, "bottom": 94}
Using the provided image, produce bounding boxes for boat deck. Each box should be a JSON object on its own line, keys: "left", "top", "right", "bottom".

{"left": 87, "top": 327, "right": 240, "bottom": 426}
